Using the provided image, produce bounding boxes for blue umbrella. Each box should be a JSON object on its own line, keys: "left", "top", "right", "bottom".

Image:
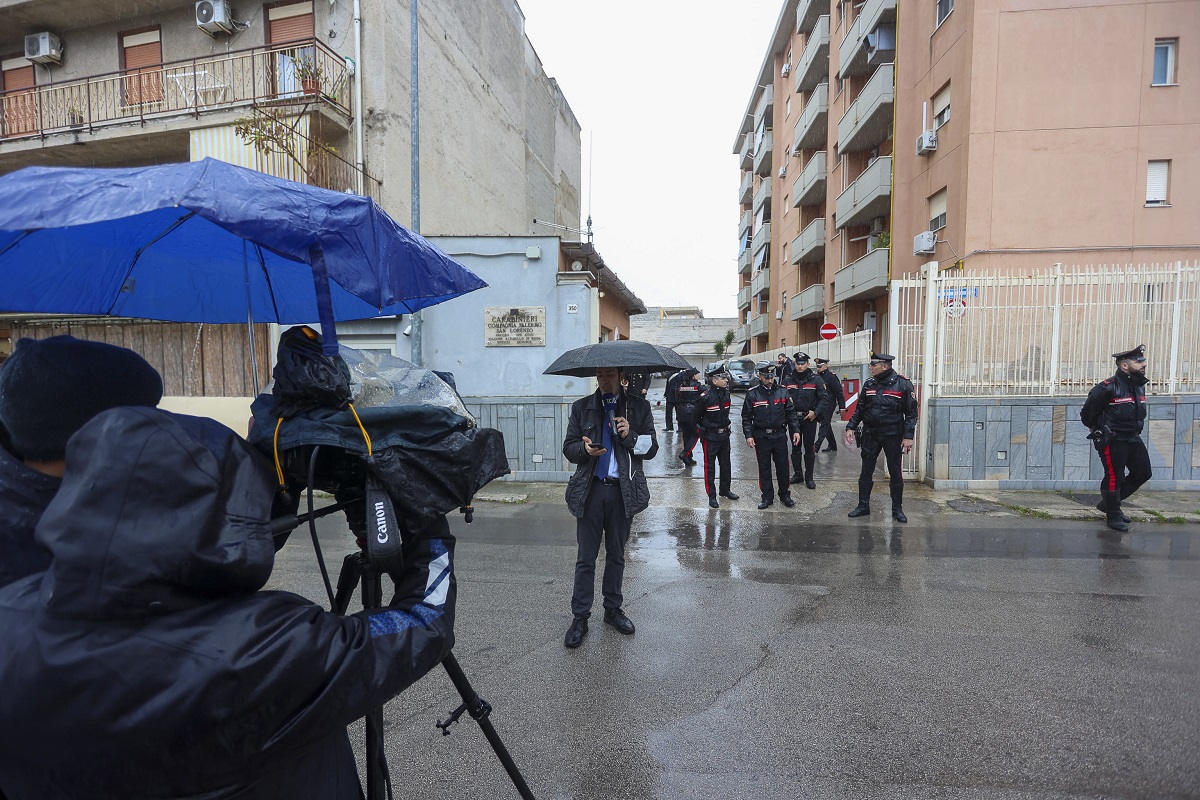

{"left": 0, "top": 158, "right": 486, "bottom": 356}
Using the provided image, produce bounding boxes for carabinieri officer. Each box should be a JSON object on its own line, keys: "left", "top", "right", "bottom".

{"left": 695, "top": 364, "right": 739, "bottom": 508}
{"left": 742, "top": 362, "right": 800, "bottom": 509}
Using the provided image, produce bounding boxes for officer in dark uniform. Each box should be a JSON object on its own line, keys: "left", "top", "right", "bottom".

{"left": 742, "top": 362, "right": 801, "bottom": 509}
{"left": 845, "top": 353, "right": 918, "bottom": 522}
{"left": 814, "top": 357, "right": 846, "bottom": 452}
{"left": 695, "top": 365, "right": 739, "bottom": 508}
{"left": 782, "top": 352, "right": 832, "bottom": 489}
{"left": 664, "top": 369, "right": 685, "bottom": 431}
{"left": 625, "top": 371, "right": 651, "bottom": 401}
{"left": 674, "top": 368, "right": 702, "bottom": 465}
{"left": 1080, "top": 344, "right": 1152, "bottom": 533}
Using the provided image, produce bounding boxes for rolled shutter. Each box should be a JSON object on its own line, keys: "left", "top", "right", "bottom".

{"left": 268, "top": 2, "right": 315, "bottom": 43}
{"left": 1, "top": 61, "right": 37, "bottom": 136}
{"left": 1146, "top": 161, "right": 1169, "bottom": 204}
{"left": 122, "top": 30, "right": 162, "bottom": 105}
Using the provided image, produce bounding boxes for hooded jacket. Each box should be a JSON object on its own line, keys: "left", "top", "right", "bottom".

{"left": 0, "top": 407, "right": 455, "bottom": 799}
{"left": 0, "top": 430, "right": 59, "bottom": 589}
{"left": 564, "top": 389, "right": 658, "bottom": 520}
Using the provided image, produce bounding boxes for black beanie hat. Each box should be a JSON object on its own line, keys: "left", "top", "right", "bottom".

{"left": 0, "top": 336, "right": 164, "bottom": 461}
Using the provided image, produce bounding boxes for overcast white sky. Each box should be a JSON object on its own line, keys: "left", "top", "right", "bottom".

{"left": 516, "top": 0, "right": 784, "bottom": 320}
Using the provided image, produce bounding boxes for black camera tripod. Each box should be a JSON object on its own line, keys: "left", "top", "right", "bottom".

{"left": 275, "top": 488, "right": 535, "bottom": 799}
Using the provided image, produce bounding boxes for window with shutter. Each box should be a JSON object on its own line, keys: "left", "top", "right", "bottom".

{"left": 267, "top": 2, "right": 316, "bottom": 97}
{"left": 928, "top": 188, "right": 948, "bottom": 231}
{"left": 1, "top": 56, "right": 37, "bottom": 137}
{"left": 121, "top": 28, "right": 162, "bottom": 106}
{"left": 932, "top": 83, "right": 951, "bottom": 128}
{"left": 1146, "top": 161, "right": 1170, "bottom": 206}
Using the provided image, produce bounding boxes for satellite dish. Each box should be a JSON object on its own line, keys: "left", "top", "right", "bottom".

{"left": 570, "top": 260, "right": 583, "bottom": 272}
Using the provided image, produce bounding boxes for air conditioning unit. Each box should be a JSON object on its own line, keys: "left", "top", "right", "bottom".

{"left": 916, "top": 129, "right": 938, "bottom": 156}
{"left": 869, "top": 217, "right": 886, "bottom": 234}
{"left": 781, "top": 63, "right": 791, "bottom": 77}
{"left": 196, "top": 0, "right": 235, "bottom": 35}
{"left": 775, "top": 310, "right": 784, "bottom": 320}
{"left": 778, "top": 166, "right": 787, "bottom": 179}
{"left": 913, "top": 230, "right": 938, "bottom": 255}
{"left": 24, "top": 32, "right": 63, "bottom": 64}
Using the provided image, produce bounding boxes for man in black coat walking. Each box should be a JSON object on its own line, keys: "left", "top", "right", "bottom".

{"left": 695, "top": 365, "right": 739, "bottom": 508}
{"left": 783, "top": 352, "right": 832, "bottom": 489}
{"left": 664, "top": 369, "right": 685, "bottom": 431}
{"left": 1080, "top": 344, "right": 1152, "bottom": 533}
{"left": 674, "top": 368, "right": 703, "bottom": 465}
{"left": 742, "top": 363, "right": 801, "bottom": 509}
{"left": 814, "top": 357, "right": 846, "bottom": 452}
{"left": 562, "top": 367, "right": 659, "bottom": 648}
{"left": 845, "top": 353, "right": 918, "bottom": 522}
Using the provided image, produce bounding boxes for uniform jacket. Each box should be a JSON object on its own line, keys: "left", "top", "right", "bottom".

{"left": 0, "top": 435, "right": 59, "bottom": 589}
{"left": 664, "top": 371, "right": 685, "bottom": 403}
{"left": 673, "top": 373, "right": 703, "bottom": 422}
{"left": 563, "top": 389, "right": 658, "bottom": 520}
{"left": 847, "top": 369, "right": 918, "bottom": 439}
{"left": 1080, "top": 370, "right": 1148, "bottom": 440}
{"left": 741, "top": 382, "right": 800, "bottom": 438}
{"left": 695, "top": 385, "right": 734, "bottom": 440}
{"left": 820, "top": 370, "right": 846, "bottom": 411}
{"left": 0, "top": 408, "right": 455, "bottom": 800}
{"left": 782, "top": 368, "right": 833, "bottom": 419}
{"left": 625, "top": 372, "right": 651, "bottom": 398}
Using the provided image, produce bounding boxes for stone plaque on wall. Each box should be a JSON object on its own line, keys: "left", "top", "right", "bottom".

{"left": 484, "top": 306, "right": 546, "bottom": 347}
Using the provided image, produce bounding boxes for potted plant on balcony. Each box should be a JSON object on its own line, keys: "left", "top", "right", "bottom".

{"left": 67, "top": 106, "right": 84, "bottom": 128}
{"left": 868, "top": 229, "right": 890, "bottom": 252}
{"left": 294, "top": 56, "right": 324, "bottom": 96}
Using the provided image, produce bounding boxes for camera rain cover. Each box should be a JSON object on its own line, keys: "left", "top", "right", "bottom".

{"left": 249, "top": 344, "right": 510, "bottom": 521}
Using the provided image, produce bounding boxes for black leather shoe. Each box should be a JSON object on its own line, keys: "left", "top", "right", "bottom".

{"left": 848, "top": 503, "right": 871, "bottom": 518}
{"left": 603, "top": 608, "right": 635, "bottom": 635}
{"left": 708, "top": 497, "right": 719, "bottom": 509}
{"left": 757, "top": 499, "right": 773, "bottom": 510}
{"left": 805, "top": 478, "right": 816, "bottom": 490}
{"left": 780, "top": 495, "right": 795, "bottom": 508}
{"left": 1106, "top": 516, "right": 1130, "bottom": 533}
{"left": 1097, "top": 501, "right": 1130, "bottom": 523}
{"left": 892, "top": 507, "right": 908, "bottom": 523}
{"left": 564, "top": 616, "right": 588, "bottom": 649}
{"left": 720, "top": 491, "right": 740, "bottom": 501}
{"left": 789, "top": 474, "right": 804, "bottom": 484}
{"left": 822, "top": 447, "right": 837, "bottom": 452}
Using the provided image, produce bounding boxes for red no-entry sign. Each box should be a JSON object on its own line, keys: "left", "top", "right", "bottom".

{"left": 820, "top": 323, "right": 839, "bottom": 341}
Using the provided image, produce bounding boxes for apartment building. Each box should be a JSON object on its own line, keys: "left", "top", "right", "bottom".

{"left": 733, "top": 0, "right": 1199, "bottom": 358}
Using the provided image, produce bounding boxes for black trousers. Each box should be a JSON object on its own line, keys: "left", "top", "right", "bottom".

{"left": 815, "top": 410, "right": 838, "bottom": 451}
{"left": 701, "top": 434, "right": 732, "bottom": 497}
{"left": 679, "top": 417, "right": 699, "bottom": 460}
{"left": 790, "top": 418, "right": 818, "bottom": 479}
{"left": 858, "top": 433, "right": 904, "bottom": 507}
{"left": 1095, "top": 438, "right": 1153, "bottom": 509}
{"left": 664, "top": 401, "right": 675, "bottom": 430}
{"left": 572, "top": 480, "right": 632, "bottom": 618}
{"left": 754, "top": 433, "right": 791, "bottom": 502}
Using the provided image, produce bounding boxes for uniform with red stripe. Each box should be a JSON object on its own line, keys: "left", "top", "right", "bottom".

{"left": 781, "top": 353, "right": 833, "bottom": 487}
{"left": 846, "top": 354, "right": 917, "bottom": 521}
{"left": 1079, "top": 344, "right": 1152, "bottom": 532}
{"left": 695, "top": 368, "right": 738, "bottom": 505}
{"left": 741, "top": 364, "right": 800, "bottom": 508}
{"left": 674, "top": 369, "right": 703, "bottom": 465}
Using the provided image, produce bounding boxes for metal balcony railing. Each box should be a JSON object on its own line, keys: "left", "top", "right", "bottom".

{"left": 838, "top": 63, "right": 894, "bottom": 153}
{"left": 795, "top": 16, "right": 830, "bottom": 93}
{"left": 791, "top": 283, "right": 825, "bottom": 320}
{"left": 752, "top": 221, "right": 772, "bottom": 256}
{"left": 0, "top": 38, "right": 349, "bottom": 141}
{"left": 754, "top": 84, "right": 774, "bottom": 131}
{"left": 752, "top": 267, "right": 772, "bottom": 296}
{"left": 793, "top": 152, "right": 827, "bottom": 208}
{"left": 833, "top": 246, "right": 889, "bottom": 303}
{"left": 796, "top": 0, "right": 824, "bottom": 34}
{"left": 739, "top": 131, "right": 754, "bottom": 170}
{"left": 739, "top": 171, "right": 754, "bottom": 204}
{"left": 738, "top": 285, "right": 752, "bottom": 309}
{"left": 835, "top": 156, "right": 892, "bottom": 229}
{"left": 792, "top": 218, "right": 827, "bottom": 264}
{"left": 793, "top": 82, "right": 828, "bottom": 152}
{"left": 751, "top": 314, "right": 769, "bottom": 337}
{"left": 753, "top": 176, "right": 773, "bottom": 214}
{"left": 839, "top": 0, "right": 897, "bottom": 78}
{"left": 753, "top": 130, "right": 773, "bottom": 176}
{"left": 739, "top": 248, "right": 753, "bottom": 274}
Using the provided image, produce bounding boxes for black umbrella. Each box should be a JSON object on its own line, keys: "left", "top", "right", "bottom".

{"left": 543, "top": 340, "right": 692, "bottom": 377}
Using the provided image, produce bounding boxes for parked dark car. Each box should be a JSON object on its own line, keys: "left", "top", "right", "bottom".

{"left": 722, "top": 357, "right": 757, "bottom": 391}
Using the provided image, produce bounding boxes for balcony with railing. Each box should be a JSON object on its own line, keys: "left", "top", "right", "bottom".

{"left": 793, "top": 152, "right": 827, "bottom": 208}
{"left": 793, "top": 82, "right": 829, "bottom": 152}
{"left": 738, "top": 285, "right": 752, "bottom": 310}
{"left": 795, "top": 16, "right": 830, "bottom": 93}
{"left": 835, "top": 156, "right": 892, "bottom": 229}
{"left": 839, "top": 0, "right": 897, "bottom": 78}
{"left": 739, "top": 247, "right": 753, "bottom": 275}
{"left": 753, "top": 176, "right": 773, "bottom": 214}
{"left": 734, "top": 323, "right": 749, "bottom": 343}
{"left": 753, "top": 84, "right": 774, "bottom": 131}
{"left": 792, "top": 218, "right": 826, "bottom": 264}
{"left": 752, "top": 266, "right": 772, "bottom": 296}
{"left": 751, "top": 314, "right": 769, "bottom": 337}
{"left": 833, "top": 246, "right": 889, "bottom": 303}
{"left": 791, "top": 283, "right": 825, "bottom": 320}
{"left": 837, "top": 63, "right": 894, "bottom": 153}
{"left": 752, "top": 221, "right": 772, "bottom": 257}
{"left": 739, "top": 131, "right": 754, "bottom": 170}
{"left": 753, "top": 130, "right": 773, "bottom": 176}
{"left": 739, "top": 171, "right": 754, "bottom": 204}
{"left": 739, "top": 209, "right": 753, "bottom": 239}
{"left": 797, "top": 0, "right": 824, "bottom": 34}
{"left": 0, "top": 39, "right": 350, "bottom": 143}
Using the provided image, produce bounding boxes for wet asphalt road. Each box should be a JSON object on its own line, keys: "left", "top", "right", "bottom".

{"left": 269, "top": 477, "right": 1200, "bottom": 798}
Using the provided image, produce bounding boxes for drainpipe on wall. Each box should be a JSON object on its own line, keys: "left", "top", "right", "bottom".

{"left": 353, "top": 0, "right": 364, "bottom": 195}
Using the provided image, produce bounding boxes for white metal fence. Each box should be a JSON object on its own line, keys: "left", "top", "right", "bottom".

{"left": 758, "top": 328, "right": 874, "bottom": 371}
{"left": 889, "top": 260, "right": 1199, "bottom": 477}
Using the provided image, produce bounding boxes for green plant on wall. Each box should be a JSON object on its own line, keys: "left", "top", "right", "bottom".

{"left": 713, "top": 328, "right": 735, "bottom": 357}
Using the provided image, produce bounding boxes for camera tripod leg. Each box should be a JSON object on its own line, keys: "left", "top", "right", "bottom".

{"left": 439, "top": 653, "right": 536, "bottom": 800}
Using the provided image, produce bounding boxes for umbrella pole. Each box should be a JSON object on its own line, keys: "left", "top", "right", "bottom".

{"left": 308, "top": 245, "right": 341, "bottom": 357}
{"left": 243, "top": 242, "right": 261, "bottom": 395}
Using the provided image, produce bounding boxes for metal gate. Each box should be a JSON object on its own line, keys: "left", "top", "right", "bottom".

{"left": 889, "top": 261, "right": 1199, "bottom": 479}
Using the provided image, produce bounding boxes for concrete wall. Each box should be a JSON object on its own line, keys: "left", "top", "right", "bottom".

{"left": 926, "top": 394, "right": 1200, "bottom": 490}
{"left": 629, "top": 310, "right": 739, "bottom": 372}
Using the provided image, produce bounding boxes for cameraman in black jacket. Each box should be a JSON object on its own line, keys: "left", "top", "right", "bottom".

{"left": 845, "top": 353, "right": 917, "bottom": 522}
{"left": 1080, "top": 344, "right": 1151, "bottom": 533}
{"left": 742, "top": 363, "right": 800, "bottom": 509}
